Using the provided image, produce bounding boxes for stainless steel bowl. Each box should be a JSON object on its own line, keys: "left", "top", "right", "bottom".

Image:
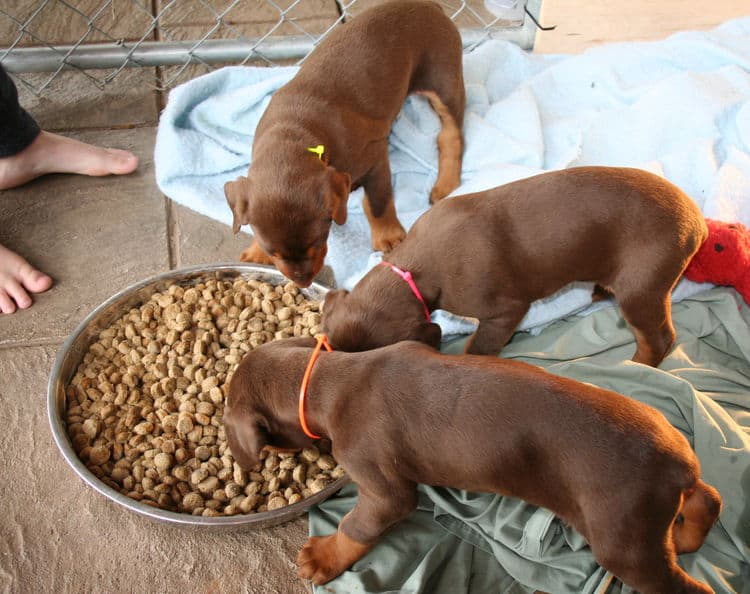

{"left": 47, "top": 263, "right": 348, "bottom": 528}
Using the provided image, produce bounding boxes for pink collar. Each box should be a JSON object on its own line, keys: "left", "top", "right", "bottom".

{"left": 379, "top": 262, "right": 432, "bottom": 322}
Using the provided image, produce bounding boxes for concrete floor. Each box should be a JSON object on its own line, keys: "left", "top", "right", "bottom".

{"left": 1, "top": 1, "right": 749, "bottom": 593}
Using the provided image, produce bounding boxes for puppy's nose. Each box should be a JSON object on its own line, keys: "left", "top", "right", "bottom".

{"left": 293, "top": 271, "right": 313, "bottom": 288}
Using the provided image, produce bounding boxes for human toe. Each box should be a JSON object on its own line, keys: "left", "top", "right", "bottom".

{"left": 4, "top": 277, "right": 32, "bottom": 309}
{"left": 104, "top": 149, "right": 139, "bottom": 175}
{"left": 19, "top": 263, "right": 53, "bottom": 293}
{"left": 0, "top": 288, "right": 18, "bottom": 314}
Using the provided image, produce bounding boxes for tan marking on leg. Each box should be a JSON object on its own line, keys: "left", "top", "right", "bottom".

{"left": 364, "top": 196, "right": 406, "bottom": 253}
{"left": 418, "top": 90, "right": 463, "bottom": 203}
{"left": 296, "top": 530, "right": 373, "bottom": 585}
{"left": 239, "top": 239, "right": 274, "bottom": 265}
{"left": 591, "top": 284, "right": 614, "bottom": 302}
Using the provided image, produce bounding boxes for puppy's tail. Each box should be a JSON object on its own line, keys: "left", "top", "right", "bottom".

{"left": 672, "top": 480, "right": 722, "bottom": 554}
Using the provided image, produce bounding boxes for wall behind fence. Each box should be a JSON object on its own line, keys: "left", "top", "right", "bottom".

{"left": 0, "top": 0, "right": 537, "bottom": 96}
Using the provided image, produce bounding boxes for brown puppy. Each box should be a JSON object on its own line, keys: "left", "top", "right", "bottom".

{"left": 224, "top": 0, "right": 465, "bottom": 287}
{"left": 321, "top": 166, "right": 708, "bottom": 366}
{"left": 224, "top": 337, "right": 721, "bottom": 592}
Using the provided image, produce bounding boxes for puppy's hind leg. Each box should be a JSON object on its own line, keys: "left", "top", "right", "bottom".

{"left": 597, "top": 542, "right": 713, "bottom": 594}
{"left": 588, "top": 490, "right": 715, "bottom": 594}
{"left": 589, "top": 517, "right": 714, "bottom": 594}
{"left": 673, "top": 480, "right": 722, "bottom": 554}
{"left": 617, "top": 287, "right": 676, "bottom": 367}
{"left": 465, "top": 303, "right": 529, "bottom": 356}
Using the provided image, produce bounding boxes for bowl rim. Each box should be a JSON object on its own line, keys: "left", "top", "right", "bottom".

{"left": 47, "top": 262, "right": 348, "bottom": 527}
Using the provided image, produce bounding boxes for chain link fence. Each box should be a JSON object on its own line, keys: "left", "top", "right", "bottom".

{"left": 0, "top": 0, "right": 539, "bottom": 96}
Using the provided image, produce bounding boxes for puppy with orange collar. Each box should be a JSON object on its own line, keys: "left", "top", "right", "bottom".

{"left": 224, "top": 1, "right": 465, "bottom": 287}
{"left": 224, "top": 336, "right": 721, "bottom": 592}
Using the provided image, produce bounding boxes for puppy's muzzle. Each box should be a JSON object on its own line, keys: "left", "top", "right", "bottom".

{"left": 275, "top": 245, "right": 327, "bottom": 288}
{"left": 277, "top": 261, "right": 318, "bottom": 288}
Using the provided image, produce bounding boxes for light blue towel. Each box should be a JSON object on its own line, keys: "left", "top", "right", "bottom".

{"left": 155, "top": 17, "right": 750, "bottom": 335}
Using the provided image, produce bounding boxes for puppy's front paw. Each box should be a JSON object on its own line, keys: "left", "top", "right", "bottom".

{"left": 296, "top": 535, "right": 347, "bottom": 585}
{"left": 371, "top": 223, "right": 406, "bottom": 253}
{"left": 239, "top": 241, "right": 274, "bottom": 265}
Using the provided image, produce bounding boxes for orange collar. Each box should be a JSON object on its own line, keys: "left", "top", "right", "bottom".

{"left": 298, "top": 334, "right": 333, "bottom": 439}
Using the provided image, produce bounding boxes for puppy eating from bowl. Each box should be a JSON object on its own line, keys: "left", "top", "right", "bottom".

{"left": 225, "top": 0, "right": 465, "bottom": 288}
{"left": 321, "top": 166, "right": 708, "bottom": 366}
{"left": 224, "top": 336, "right": 721, "bottom": 593}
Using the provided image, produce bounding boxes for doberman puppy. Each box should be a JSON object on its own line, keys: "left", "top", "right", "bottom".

{"left": 321, "top": 166, "right": 708, "bottom": 366}
{"left": 224, "top": 337, "right": 721, "bottom": 593}
{"left": 225, "top": 0, "right": 465, "bottom": 287}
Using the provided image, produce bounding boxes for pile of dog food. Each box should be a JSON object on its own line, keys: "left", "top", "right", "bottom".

{"left": 64, "top": 276, "right": 345, "bottom": 517}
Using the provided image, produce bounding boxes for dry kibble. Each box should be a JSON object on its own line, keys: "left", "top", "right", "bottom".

{"left": 89, "top": 445, "right": 110, "bottom": 466}
{"left": 190, "top": 468, "right": 208, "bottom": 485}
{"left": 292, "top": 464, "right": 306, "bottom": 485}
{"left": 267, "top": 496, "right": 287, "bottom": 511}
{"left": 154, "top": 453, "right": 173, "bottom": 472}
{"left": 82, "top": 418, "right": 100, "bottom": 439}
{"left": 225, "top": 482, "right": 243, "bottom": 499}
{"left": 173, "top": 466, "right": 191, "bottom": 482}
{"left": 301, "top": 446, "right": 320, "bottom": 463}
{"left": 245, "top": 481, "right": 261, "bottom": 496}
{"left": 310, "top": 478, "right": 330, "bottom": 494}
{"left": 317, "top": 454, "right": 336, "bottom": 471}
{"left": 176, "top": 414, "right": 193, "bottom": 436}
{"left": 267, "top": 477, "right": 281, "bottom": 493}
{"left": 194, "top": 445, "right": 211, "bottom": 461}
{"left": 196, "top": 402, "right": 215, "bottom": 417}
{"left": 197, "top": 476, "right": 220, "bottom": 495}
{"left": 182, "top": 492, "right": 203, "bottom": 511}
{"left": 111, "top": 467, "right": 129, "bottom": 482}
{"left": 174, "top": 448, "right": 188, "bottom": 464}
{"left": 239, "top": 495, "right": 261, "bottom": 513}
{"left": 279, "top": 457, "right": 296, "bottom": 471}
{"left": 65, "top": 276, "right": 338, "bottom": 516}
{"left": 209, "top": 387, "right": 224, "bottom": 404}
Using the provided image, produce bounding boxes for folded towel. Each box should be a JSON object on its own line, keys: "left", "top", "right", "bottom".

{"left": 155, "top": 16, "right": 750, "bottom": 336}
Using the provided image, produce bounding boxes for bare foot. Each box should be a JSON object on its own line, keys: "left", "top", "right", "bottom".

{"left": 0, "top": 131, "right": 138, "bottom": 190}
{"left": 0, "top": 244, "right": 52, "bottom": 313}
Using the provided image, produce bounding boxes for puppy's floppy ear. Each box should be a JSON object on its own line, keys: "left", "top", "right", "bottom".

{"left": 326, "top": 167, "right": 351, "bottom": 226}
{"left": 223, "top": 411, "right": 269, "bottom": 471}
{"left": 224, "top": 176, "right": 253, "bottom": 234}
{"left": 415, "top": 322, "right": 442, "bottom": 349}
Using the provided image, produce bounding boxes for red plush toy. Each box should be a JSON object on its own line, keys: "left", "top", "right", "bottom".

{"left": 684, "top": 218, "right": 750, "bottom": 303}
